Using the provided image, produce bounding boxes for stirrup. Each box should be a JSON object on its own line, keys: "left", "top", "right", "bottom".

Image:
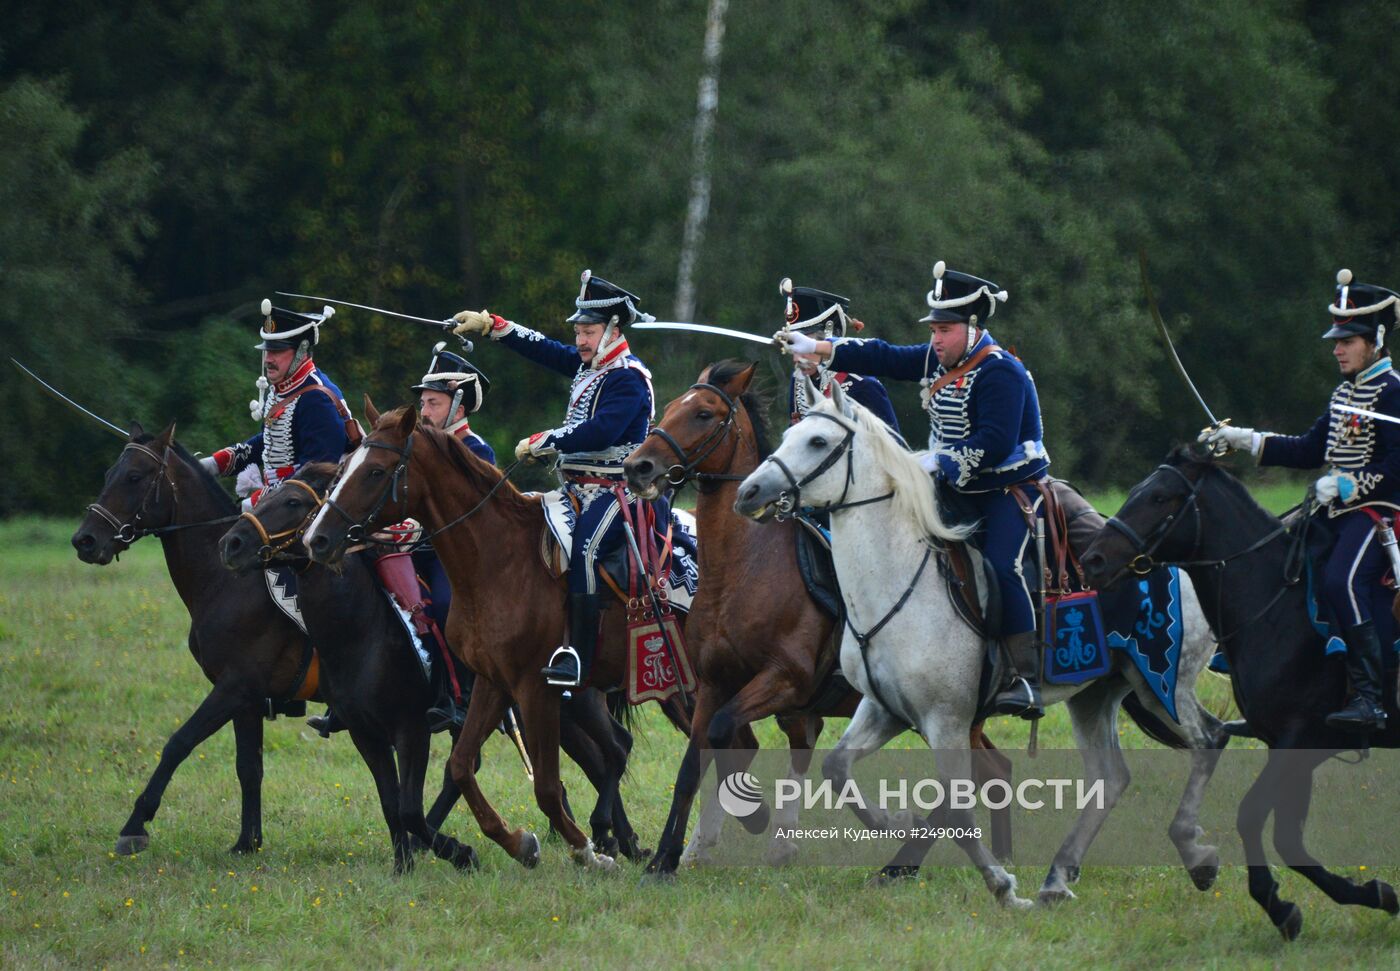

{"left": 1220, "top": 719, "right": 1257, "bottom": 739}
{"left": 541, "top": 645, "right": 582, "bottom": 687}
{"left": 1324, "top": 697, "right": 1387, "bottom": 732}
{"left": 993, "top": 677, "right": 1043, "bottom": 719}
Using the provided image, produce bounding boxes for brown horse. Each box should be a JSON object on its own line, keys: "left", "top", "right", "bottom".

{"left": 623, "top": 361, "right": 1009, "bottom": 875}
{"left": 71, "top": 423, "right": 317, "bottom": 856}
{"left": 304, "top": 401, "right": 696, "bottom": 870}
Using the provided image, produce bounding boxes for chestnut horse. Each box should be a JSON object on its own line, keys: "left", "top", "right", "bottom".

{"left": 72, "top": 423, "right": 314, "bottom": 856}
{"left": 623, "top": 360, "right": 1009, "bottom": 876}
{"left": 304, "top": 402, "right": 695, "bottom": 870}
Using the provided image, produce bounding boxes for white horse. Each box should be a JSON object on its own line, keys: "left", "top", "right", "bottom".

{"left": 733, "top": 379, "right": 1225, "bottom": 907}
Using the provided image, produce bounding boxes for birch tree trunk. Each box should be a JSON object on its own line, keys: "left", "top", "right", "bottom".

{"left": 673, "top": 0, "right": 729, "bottom": 322}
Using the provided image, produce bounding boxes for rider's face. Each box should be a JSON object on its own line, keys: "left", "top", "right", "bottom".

{"left": 419, "top": 389, "right": 462, "bottom": 428}
{"left": 930, "top": 322, "right": 972, "bottom": 369}
{"left": 575, "top": 323, "right": 606, "bottom": 363}
{"left": 263, "top": 348, "right": 297, "bottom": 384}
{"left": 1333, "top": 334, "right": 1379, "bottom": 378}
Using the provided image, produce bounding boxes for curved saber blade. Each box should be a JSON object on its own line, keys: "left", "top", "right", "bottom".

{"left": 632, "top": 320, "right": 778, "bottom": 346}
{"left": 10, "top": 357, "right": 127, "bottom": 439}
{"left": 1138, "top": 250, "right": 1219, "bottom": 425}
{"left": 276, "top": 292, "right": 454, "bottom": 329}
{"left": 1334, "top": 403, "right": 1400, "bottom": 426}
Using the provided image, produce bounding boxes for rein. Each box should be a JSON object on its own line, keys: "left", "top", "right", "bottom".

{"left": 843, "top": 543, "right": 935, "bottom": 727}
{"left": 645, "top": 382, "right": 749, "bottom": 486}
{"left": 238, "top": 478, "right": 325, "bottom": 563}
{"left": 323, "top": 429, "right": 523, "bottom": 552}
{"left": 762, "top": 412, "right": 893, "bottom": 518}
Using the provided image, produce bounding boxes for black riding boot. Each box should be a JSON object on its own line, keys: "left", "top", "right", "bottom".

{"left": 993, "top": 631, "right": 1044, "bottom": 720}
{"left": 541, "top": 593, "right": 601, "bottom": 688}
{"left": 306, "top": 707, "right": 346, "bottom": 738}
{"left": 1220, "top": 719, "right": 1257, "bottom": 739}
{"left": 424, "top": 658, "right": 466, "bottom": 734}
{"left": 1325, "top": 620, "right": 1388, "bottom": 732}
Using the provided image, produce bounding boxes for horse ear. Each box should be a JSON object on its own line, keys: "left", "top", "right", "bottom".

{"left": 829, "top": 377, "right": 855, "bottom": 418}
{"left": 802, "top": 373, "right": 823, "bottom": 410}
{"left": 128, "top": 421, "right": 145, "bottom": 441}
{"left": 697, "top": 363, "right": 715, "bottom": 385}
{"left": 363, "top": 394, "right": 381, "bottom": 427}
{"left": 729, "top": 362, "right": 758, "bottom": 395}
{"left": 396, "top": 405, "right": 419, "bottom": 436}
{"left": 155, "top": 420, "right": 177, "bottom": 448}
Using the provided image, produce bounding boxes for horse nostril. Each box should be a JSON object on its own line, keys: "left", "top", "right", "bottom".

{"left": 309, "top": 533, "right": 329, "bottom": 555}
{"left": 1082, "top": 552, "right": 1103, "bottom": 574}
{"left": 739, "top": 483, "right": 757, "bottom": 503}
{"left": 225, "top": 535, "right": 243, "bottom": 554}
{"left": 72, "top": 532, "right": 94, "bottom": 552}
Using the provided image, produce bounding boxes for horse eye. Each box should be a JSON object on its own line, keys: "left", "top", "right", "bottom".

{"left": 127, "top": 472, "right": 143, "bottom": 484}
{"left": 696, "top": 410, "right": 714, "bottom": 421}
{"left": 1152, "top": 493, "right": 1167, "bottom": 505}
{"left": 368, "top": 467, "right": 385, "bottom": 478}
{"left": 810, "top": 437, "right": 828, "bottom": 449}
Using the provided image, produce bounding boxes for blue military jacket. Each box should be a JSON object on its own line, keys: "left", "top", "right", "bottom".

{"left": 789, "top": 369, "right": 902, "bottom": 436}
{"left": 217, "top": 358, "right": 350, "bottom": 493}
{"left": 1259, "top": 356, "right": 1400, "bottom": 515}
{"left": 829, "top": 329, "right": 1049, "bottom": 491}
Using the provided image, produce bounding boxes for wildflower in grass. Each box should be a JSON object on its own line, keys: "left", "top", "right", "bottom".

{"left": 125, "top": 898, "right": 133, "bottom": 907}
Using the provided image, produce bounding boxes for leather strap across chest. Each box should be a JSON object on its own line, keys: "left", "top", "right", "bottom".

{"left": 926, "top": 345, "right": 994, "bottom": 398}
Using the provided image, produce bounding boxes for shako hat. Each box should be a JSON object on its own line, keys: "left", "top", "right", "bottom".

{"left": 780, "top": 277, "right": 859, "bottom": 339}
{"left": 256, "top": 297, "right": 333, "bottom": 350}
{"left": 412, "top": 342, "right": 489, "bottom": 414}
{"left": 565, "top": 269, "right": 651, "bottom": 326}
{"left": 1323, "top": 268, "right": 1400, "bottom": 345}
{"left": 918, "top": 261, "right": 1008, "bottom": 325}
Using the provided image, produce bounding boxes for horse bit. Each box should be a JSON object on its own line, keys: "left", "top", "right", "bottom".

{"left": 86, "top": 442, "right": 178, "bottom": 544}
{"left": 238, "top": 478, "right": 326, "bottom": 563}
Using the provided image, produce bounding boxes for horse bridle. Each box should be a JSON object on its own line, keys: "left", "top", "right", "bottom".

{"left": 645, "top": 381, "right": 745, "bottom": 486}
{"left": 762, "top": 411, "right": 894, "bottom": 519}
{"left": 1104, "top": 463, "right": 1205, "bottom": 576}
{"left": 238, "top": 478, "right": 325, "bottom": 563}
{"left": 321, "top": 433, "right": 415, "bottom": 544}
{"left": 86, "top": 442, "right": 178, "bottom": 544}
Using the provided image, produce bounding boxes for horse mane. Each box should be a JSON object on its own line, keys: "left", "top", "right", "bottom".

{"left": 294, "top": 461, "right": 341, "bottom": 494}
{"left": 138, "top": 434, "right": 238, "bottom": 515}
{"left": 1164, "top": 445, "right": 1281, "bottom": 524}
{"left": 809, "top": 397, "right": 972, "bottom": 543}
{"left": 703, "top": 358, "right": 773, "bottom": 459}
{"left": 402, "top": 412, "right": 541, "bottom": 524}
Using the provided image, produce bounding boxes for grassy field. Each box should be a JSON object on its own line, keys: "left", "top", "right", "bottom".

{"left": 2, "top": 499, "right": 1397, "bottom": 970}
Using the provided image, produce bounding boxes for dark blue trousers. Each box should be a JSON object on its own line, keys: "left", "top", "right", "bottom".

{"left": 1321, "top": 509, "right": 1396, "bottom": 644}
{"left": 960, "top": 487, "right": 1042, "bottom": 637}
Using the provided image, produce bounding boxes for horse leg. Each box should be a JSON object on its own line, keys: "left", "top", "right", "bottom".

{"left": 559, "top": 693, "right": 626, "bottom": 859}
{"left": 919, "top": 717, "right": 1033, "bottom": 910}
{"left": 822, "top": 697, "right": 911, "bottom": 874}
{"left": 346, "top": 729, "right": 412, "bottom": 873}
{"left": 706, "top": 668, "right": 811, "bottom": 837}
{"left": 1237, "top": 752, "right": 1303, "bottom": 940}
{"left": 449, "top": 677, "right": 537, "bottom": 866}
{"left": 1272, "top": 753, "right": 1399, "bottom": 919}
{"left": 1156, "top": 692, "right": 1227, "bottom": 890}
{"left": 767, "top": 714, "right": 820, "bottom": 866}
{"left": 1038, "top": 679, "right": 1133, "bottom": 904}
{"left": 423, "top": 727, "right": 462, "bottom": 835}
{"left": 393, "top": 727, "right": 478, "bottom": 871}
{"left": 516, "top": 684, "right": 607, "bottom": 869}
{"left": 229, "top": 706, "right": 265, "bottom": 854}
{"left": 116, "top": 680, "right": 254, "bottom": 856}
{"left": 647, "top": 685, "right": 721, "bottom": 876}
{"left": 602, "top": 712, "right": 648, "bottom": 860}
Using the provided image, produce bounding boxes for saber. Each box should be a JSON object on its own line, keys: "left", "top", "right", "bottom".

{"left": 1334, "top": 403, "right": 1400, "bottom": 426}
{"left": 616, "top": 511, "right": 690, "bottom": 707}
{"left": 1138, "top": 250, "right": 1220, "bottom": 426}
{"left": 276, "top": 292, "right": 455, "bottom": 330}
{"left": 504, "top": 707, "right": 534, "bottom": 782}
{"left": 632, "top": 320, "right": 778, "bottom": 347}
{"left": 10, "top": 358, "right": 128, "bottom": 439}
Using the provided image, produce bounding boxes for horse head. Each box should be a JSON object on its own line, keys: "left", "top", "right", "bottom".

{"left": 624, "top": 359, "right": 759, "bottom": 499}
{"left": 219, "top": 463, "right": 337, "bottom": 574}
{"left": 304, "top": 401, "right": 420, "bottom": 566}
{"left": 1082, "top": 446, "right": 1218, "bottom": 588}
{"left": 72, "top": 421, "right": 180, "bottom": 565}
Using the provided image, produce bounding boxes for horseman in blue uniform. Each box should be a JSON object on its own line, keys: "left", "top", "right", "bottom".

{"left": 1203, "top": 269, "right": 1400, "bottom": 733}
{"left": 201, "top": 299, "right": 355, "bottom": 509}
{"left": 780, "top": 277, "right": 900, "bottom": 435}
{"left": 452, "top": 270, "right": 660, "bottom": 688}
{"left": 310, "top": 343, "right": 495, "bottom": 738}
{"left": 778, "top": 261, "right": 1050, "bottom": 718}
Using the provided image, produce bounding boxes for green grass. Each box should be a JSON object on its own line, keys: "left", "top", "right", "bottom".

{"left": 1, "top": 514, "right": 1396, "bottom": 970}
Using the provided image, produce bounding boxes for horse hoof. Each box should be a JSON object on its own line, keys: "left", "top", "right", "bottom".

{"left": 596, "top": 835, "right": 621, "bottom": 859}
{"left": 678, "top": 841, "right": 716, "bottom": 868}
{"left": 115, "top": 834, "right": 149, "bottom": 856}
{"left": 229, "top": 838, "right": 261, "bottom": 855}
{"left": 514, "top": 831, "right": 541, "bottom": 869}
{"left": 639, "top": 867, "right": 676, "bottom": 886}
{"left": 1277, "top": 903, "right": 1303, "bottom": 942}
{"left": 1369, "top": 879, "right": 1399, "bottom": 915}
{"left": 1038, "top": 886, "right": 1076, "bottom": 906}
{"left": 455, "top": 846, "right": 480, "bottom": 872}
{"left": 868, "top": 865, "right": 920, "bottom": 887}
{"left": 1189, "top": 861, "right": 1219, "bottom": 892}
{"left": 764, "top": 838, "right": 800, "bottom": 868}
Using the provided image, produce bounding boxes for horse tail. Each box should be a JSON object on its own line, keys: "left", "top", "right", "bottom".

{"left": 1120, "top": 691, "right": 1189, "bottom": 750}
{"left": 607, "top": 689, "right": 635, "bottom": 733}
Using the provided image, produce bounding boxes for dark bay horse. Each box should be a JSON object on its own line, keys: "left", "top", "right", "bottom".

{"left": 220, "top": 462, "right": 652, "bottom": 863}
{"left": 1082, "top": 447, "right": 1400, "bottom": 940}
{"left": 623, "top": 360, "right": 1009, "bottom": 876}
{"left": 72, "top": 423, "right": 313, "bottom": 856}
{"left": 218, "top": 463, "right": 478, "bottom": 872}
{"left": 303, "top": 402, "right": 693, "bottom": 870}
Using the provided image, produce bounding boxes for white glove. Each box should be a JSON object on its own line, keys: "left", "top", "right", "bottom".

{"left": 514, "top": 431, "right": 556, "bottom": 462}
{"left": 199, "top": 455, "right": 220, "bottom": 476}
{"left": 1314, "top": 473, "right": 1357, "bottom": 504}
{"left": 775, "top": 329, "right": 819, "bottom": 356}
{"left": 1198, "top": 424, "right": 1259, "bottom": 455}
{"left": 918, "top": 452, "right": 941, "bottom": 475}
{"left": 452, "top": 309, "right": 494, "bottom": 337}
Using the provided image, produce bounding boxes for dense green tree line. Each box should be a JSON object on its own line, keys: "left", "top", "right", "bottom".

{"left": 2, "top": 0, "right": 1394, "bottom": 513}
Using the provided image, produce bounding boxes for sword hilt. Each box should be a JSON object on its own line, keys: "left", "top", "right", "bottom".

{"left": 1199, "top": 418, "right": 1233, "bottom": 457}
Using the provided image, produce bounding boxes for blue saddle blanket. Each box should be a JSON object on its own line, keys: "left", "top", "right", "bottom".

{"left": 1103, "top": 566, "right": 1187, "bottom": 721}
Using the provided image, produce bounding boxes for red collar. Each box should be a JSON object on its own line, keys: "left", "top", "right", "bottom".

{"left": 274, "top": 358, "right": 318, "bottom": 394}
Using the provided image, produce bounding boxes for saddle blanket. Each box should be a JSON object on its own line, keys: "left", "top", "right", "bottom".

{"left": 382, "top": 589, "right": 433, "bottom": 682}
{"left": 538, "top": 490, "right": 699, "bottom": 613}
{"left": 1101, "top": 565, "right": 1187, "bottom": 721}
